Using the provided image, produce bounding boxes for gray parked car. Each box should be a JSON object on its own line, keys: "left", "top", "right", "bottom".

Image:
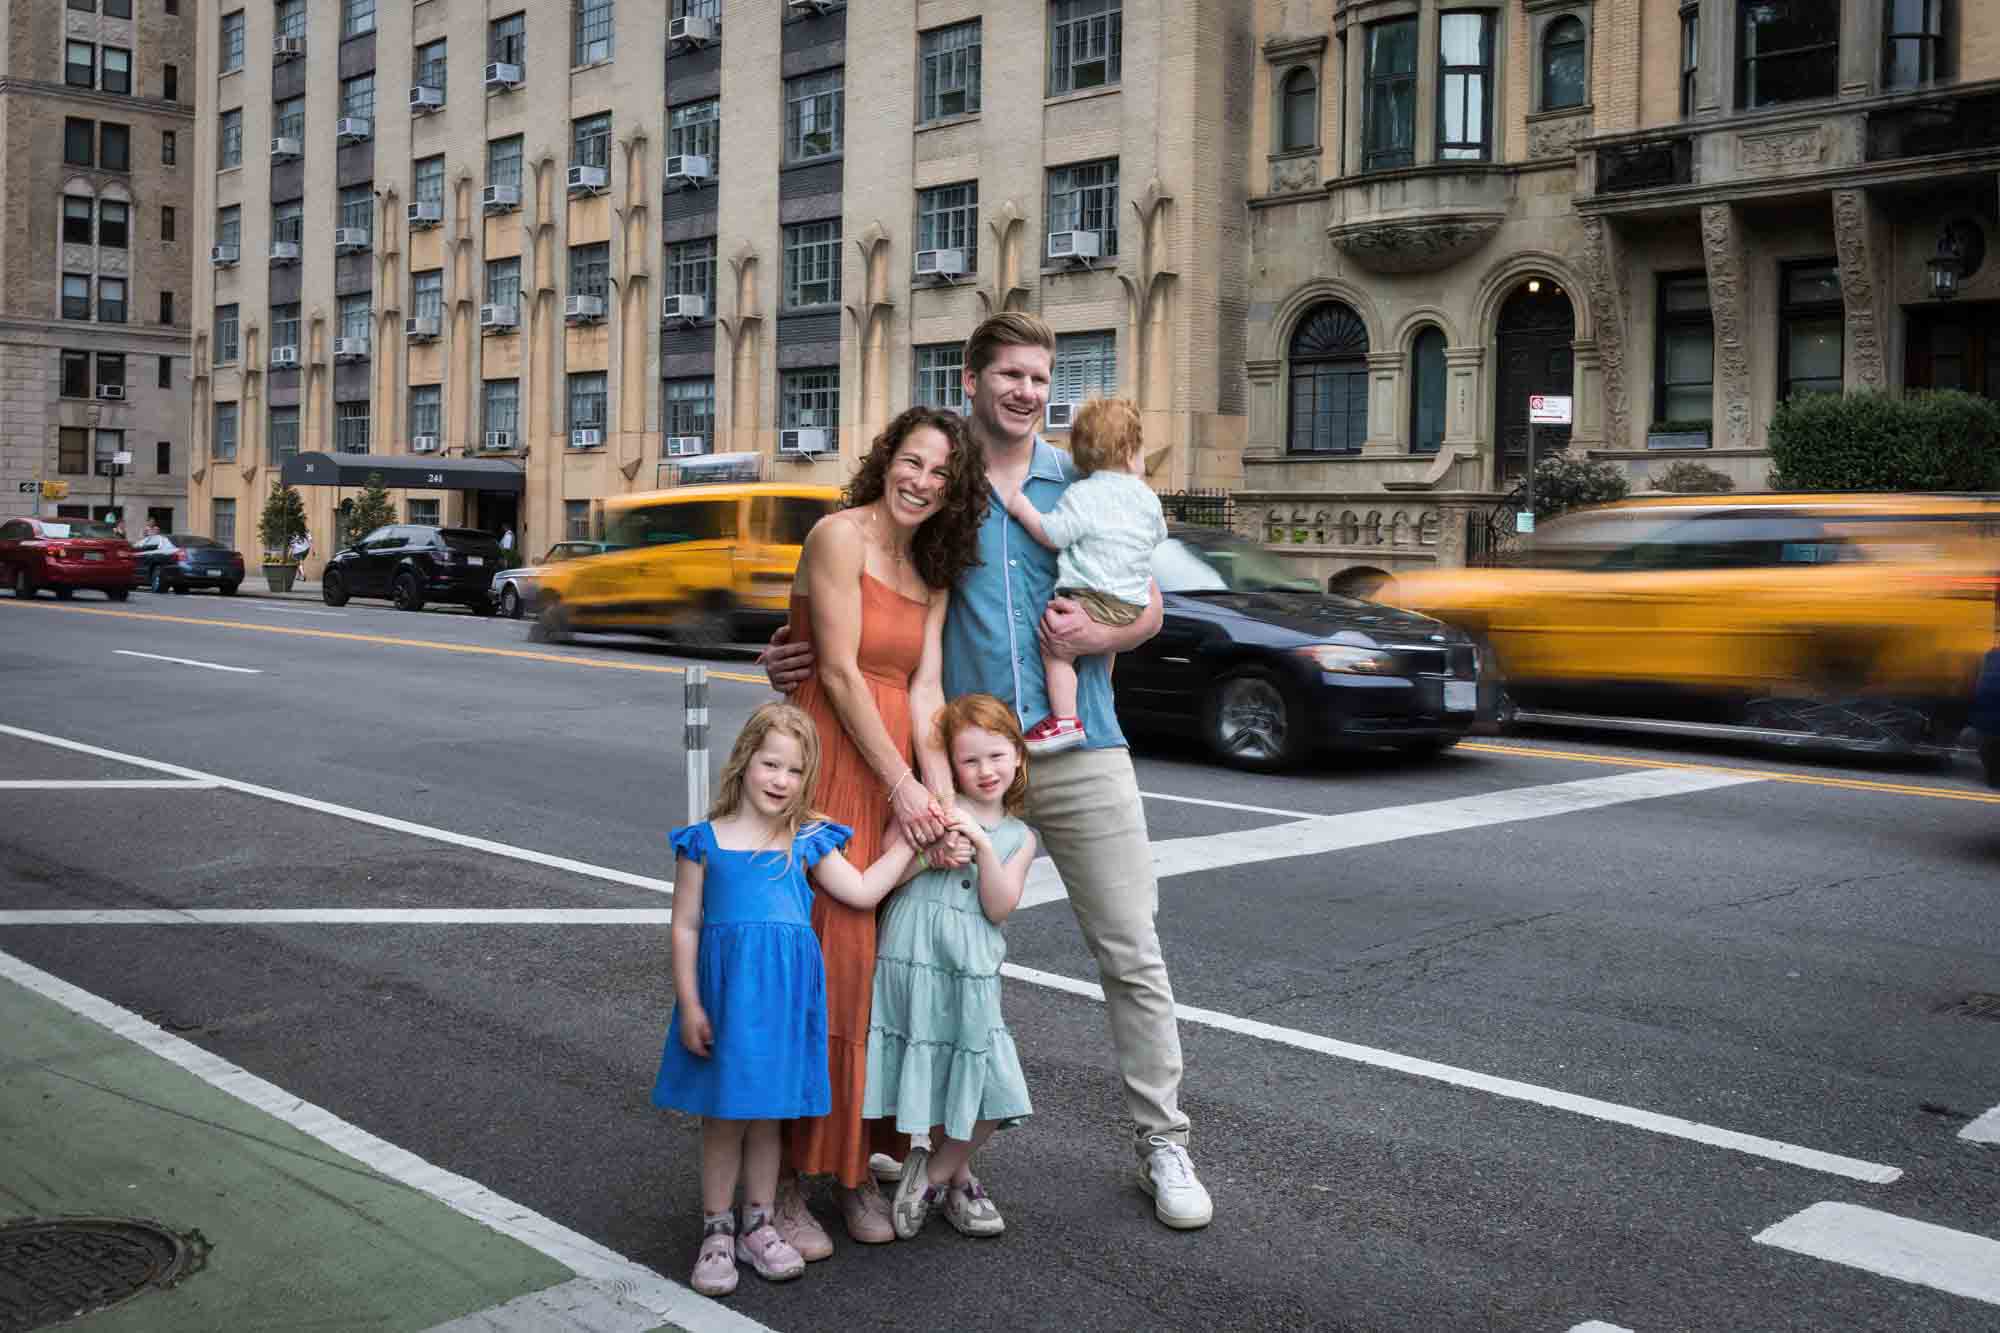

{"left": 490, "top": 541, "right": 618, "bottom": 618}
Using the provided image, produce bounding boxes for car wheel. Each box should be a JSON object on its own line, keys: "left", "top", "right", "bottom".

{"left": 13, "top": 568, "right": 35, "bottom": 599}
{"left": 393, "top": 573, "right": 425, "bottom": 613}
{"left": 471, "top": 597, "right": 496, "bottom": 617}
{"left": 321, "top": 573, "right": 349, "bottom": 607}
{"left": 219, "top": 581, "right": 240, "bottom": 596}
{"left": 500, "top": 584, "right": 522, "bottom": 619}
{"left": 150, "top": 567, "right": 168, "bottom": 594}
{"left": 106, "top": 588, "right": 129, "bottom": 602}
{"left": 1982, "top": 737, "right": 2000, "bottom": 789}
{"left": 1205, "top": 666, "right": 1302, "bottom": 771}
{"left": 530, "top": 596, "right": 574, "bottom": 644}
{"left": 679, "top": 597, "right": 734, "bottom": 652}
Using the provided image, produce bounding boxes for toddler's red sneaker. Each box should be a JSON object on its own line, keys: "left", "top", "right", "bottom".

{"left": 1023, "top": 714, "right": 1087, "bottom": 755}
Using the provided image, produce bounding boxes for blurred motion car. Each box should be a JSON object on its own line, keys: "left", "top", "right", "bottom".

{"left": 1972, "top": 648, "right": 2000, "bottom": 788}
{"left": 1115, "top": 524, "right": 1480, "bottom": 770}
{"left": 489, "top": 540, "right": 618, "bottom": 619}
{"left": 0, "top": 517, "right": 133, "bottom": 601}
{"left": 1384, "top": 493, "right": 2000, "bottom": 752}
{"left": 131, "top": 533, "right": 245, "bottom": 595}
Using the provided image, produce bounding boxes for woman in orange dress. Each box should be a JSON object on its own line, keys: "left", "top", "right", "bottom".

{"left": 772, "top": 406, "right": 989, "bottom": 1254}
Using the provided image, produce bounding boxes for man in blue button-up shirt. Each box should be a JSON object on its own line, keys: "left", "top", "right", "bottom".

{"left": 764, "top": 313, "right": 1212, "bottom": 1230}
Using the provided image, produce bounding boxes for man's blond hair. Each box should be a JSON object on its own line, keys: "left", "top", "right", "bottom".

{"left": 963, "top": 312, "right": 1057, "bottom": 376}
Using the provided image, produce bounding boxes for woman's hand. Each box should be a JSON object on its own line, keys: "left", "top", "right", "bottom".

{"left": 892, "top": 775, "right": 946, "bottom": 850}
{"left": 680, "top": 1004, "right": 714, "bottom": 1058}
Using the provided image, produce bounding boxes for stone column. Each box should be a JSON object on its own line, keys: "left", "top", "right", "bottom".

{"left": 1442, "top": 346, "right": 1486, "bottom": 488}
{"left": 1571, "top": 339, "right": 1604, "bottom": 447}
{"left": 1700, "top": 203, "right": 1754, "bottom": 448}
{"left": 1831, "top": 188, "right": 1890, "bottom": 394}
{"left": 1363, "top": 350, "right": 1404, "bottom": 454}
{"left": 1577, "top": 215, "right": 1633, "bottom": 450}
{"left": 1839, "top": 0, "right": 1880, "bottom": 98}
{"left": 1695, "top": 0, "right": 1728, "bottom": 118}
{"left": 1245, "top": 357, "right": 1282, "bottom": 456}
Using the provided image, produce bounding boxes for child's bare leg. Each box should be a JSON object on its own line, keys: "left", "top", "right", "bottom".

{"left": 700, "top": 1118, "right": 749, "bottom": 1216}
{"left": 924, "top": 1120, "right": 999, "bottom": 1187}
{"left": 1043, "top": 651, "right": 1079, "bottom": 719}
{"left": 740, "top": 1119, "right": 782, "bottom": 1216}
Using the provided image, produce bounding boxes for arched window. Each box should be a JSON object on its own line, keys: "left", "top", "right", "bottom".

{"left": 61, "top": 194, "right": 95, "bottom": 247}
{"left": 1287, "top": 302, "right": 1369, "bottom": 455}
{"left": 1280, "top": 67, "right": 1318, "bottom": 152}
{"left": 1542, "top": 16, "right": 1587, "bottom": 111}
{"left": 1410, "top": 326, "right": 1447, "bottom": 454}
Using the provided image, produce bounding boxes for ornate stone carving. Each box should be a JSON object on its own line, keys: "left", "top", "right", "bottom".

{"left": 98, "top": 249, "right": 127, "bottom": 276}
{"left": 66, "top": 11, "right": 95, "bottom": 37}
{"left": 1577, "top": 216, "right": 1631, "bottom": 447}
{"left": 62, "top": 245, "right": 92, "bottom": 271}
{"left": 1738, "top": 128, "right": 1825, "bottom": 171}
{"left": 1268, "top": 154, "right": 1321, "bottom": 195}
{"left": 1700, "top": 204, "right": 1752, "bottom": 448}
{"left": 1327, "top": 214, "right": 1503, "bottom": 274}
{"left": 1528, "top": 114, "right": 1591, "bottom": 160}
{"left": 1830, "top": 188, "right": 1885, "bottom": 393}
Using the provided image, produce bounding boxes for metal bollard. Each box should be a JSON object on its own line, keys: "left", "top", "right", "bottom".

{"left": 684, "top": 666, "right": 710, "bottom": 824}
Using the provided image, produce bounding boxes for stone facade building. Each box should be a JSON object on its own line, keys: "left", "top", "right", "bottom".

{"left": 1, "top": 0, "right": 195, "bottom": 529}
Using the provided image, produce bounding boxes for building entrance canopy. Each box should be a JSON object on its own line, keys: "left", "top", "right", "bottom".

{"left": 279, "top": 452, "right": 525, "bottom": 494}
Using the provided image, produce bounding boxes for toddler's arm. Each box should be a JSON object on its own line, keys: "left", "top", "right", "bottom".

{"left": 1005, "top": 487, "right": 1090, "bottom": 554}
{"left": 670, "top": 856, "right": 714, "bottom": 1057}
{"left": 1004, "top": 489, "right": 1060, "bottom": 551}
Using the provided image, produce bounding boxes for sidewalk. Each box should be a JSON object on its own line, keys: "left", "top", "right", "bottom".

{"left": 0, "top": 956, "right": 727, "bottom": 1333}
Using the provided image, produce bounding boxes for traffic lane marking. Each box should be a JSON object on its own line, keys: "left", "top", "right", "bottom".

{"left": 1753, "top": 1202, "right": 2000, "bottom": 1306}
{"left": 0, "top": 909, "right": 674, "bottom": 924}
{"left": 1962, "top": 1102, "right": 2000, "bottom": 1145}
{"left": 114, "top": 648, "right": 264, "bottom": 674}
{"left": 1568, "top": 1324, "right": 1635, "bottom": 1332}
{"left": 1466, "top": 741, "right": 2000, "bottom": 806}
{"left": 0, "top": 948, "right": 773, "bottom": 1333}
{"left": 0, "top": 779, "right": 219, "bottom": 790}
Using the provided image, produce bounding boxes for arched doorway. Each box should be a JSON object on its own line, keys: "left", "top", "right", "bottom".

{"left": 1494, "top": 279, "right": 1575, "bottom": 482}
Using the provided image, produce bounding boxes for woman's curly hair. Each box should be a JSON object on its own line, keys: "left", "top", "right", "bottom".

{"left": 841, "top": 405, "right": 988, "bottom": 591}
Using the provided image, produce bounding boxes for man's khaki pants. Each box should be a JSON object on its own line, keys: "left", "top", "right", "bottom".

{"left": 1026, "top": 745, "right": 1190, "bottom": 1158}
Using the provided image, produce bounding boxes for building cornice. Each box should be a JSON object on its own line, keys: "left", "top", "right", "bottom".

{"left": 0, "top": 78, "right": 194, "bottom": 123}
{"left": 0, "top": 317, "right": 192, "bottom": 347}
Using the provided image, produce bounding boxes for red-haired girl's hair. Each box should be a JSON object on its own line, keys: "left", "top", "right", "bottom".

{"left": 932, "top": 693, "right": 1029, "bottom": 816}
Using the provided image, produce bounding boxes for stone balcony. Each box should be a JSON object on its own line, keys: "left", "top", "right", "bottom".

{"left": 1324, "top": 163, "right": 1512, "bottom": 274}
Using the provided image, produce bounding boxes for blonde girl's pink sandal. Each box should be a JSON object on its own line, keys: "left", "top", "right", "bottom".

{"left": 691, "top": 1230, "right": 737, "bottom": 1297}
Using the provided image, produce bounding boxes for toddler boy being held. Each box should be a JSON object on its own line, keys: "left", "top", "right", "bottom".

{"left": 1004, "top": 397, "right": 1166, "bottom": 756}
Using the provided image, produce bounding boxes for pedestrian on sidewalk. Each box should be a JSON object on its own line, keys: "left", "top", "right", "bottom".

{"left": 500, "top": 526, "right": 515, "bottom": 556}
{"left": 651, "top": 703, "right": 916, "bottom": 1298}
{"left": 761, "top": 312, "right": 1213, "bottom": 1231}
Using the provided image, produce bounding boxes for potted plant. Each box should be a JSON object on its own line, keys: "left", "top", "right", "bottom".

{"left": 257, "top": 481, "right": 310, "bottom": 592}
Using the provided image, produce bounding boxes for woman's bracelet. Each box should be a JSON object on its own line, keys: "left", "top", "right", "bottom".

{"left": 889, "top": 769, "right": 917, "bottom": 804}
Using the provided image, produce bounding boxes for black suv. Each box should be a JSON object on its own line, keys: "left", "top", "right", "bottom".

{"left": 322, "top": 525, "right": 503, "bottom": 613}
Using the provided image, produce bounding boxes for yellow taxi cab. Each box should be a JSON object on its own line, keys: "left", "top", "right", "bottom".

{"left": 534, "top": 457, "right": 840, "bottom": 646}
{"left": 1383, "top": 492, "right": 2000, "bottom": 750}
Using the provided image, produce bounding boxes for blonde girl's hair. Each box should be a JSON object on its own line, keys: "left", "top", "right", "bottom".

{"left": 1068, "top": 397, "right": 1143, "bottom": 477}
{"left": 932, "top": 693, "right": 1030, "bottom": 817}
{"left": 710, "top": 702, "right": 827, "bottom": 859}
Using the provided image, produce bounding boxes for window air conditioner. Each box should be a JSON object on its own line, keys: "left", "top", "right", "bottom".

{"left": 405, "top": 315, "right": 441, "bottom": 341}
{"left": 788, "top": 0, "right": 845, "bottom": 13}
{"left": 1047, "top": 230, "right": 1103, "bottom": 263}
{"left": 409, "top": 85, "right": 444, "bottom": 113}
{"left": 661, "top": 293, "right": 706, "bottom": 322}
{"left": 566, "top": 164, "right": 608, "bottom": 195}
{"left": 570, "top": 428, "right": 603, "bottom": 449}
{"left": 270, "top": 346, "right": 301, "bottom": 368}
{"left": 412, "top": 434, "right": 440, "bottom": 453}
{"left": 665, "top": 154, "right": 713, "bottom": 187}
{"left": 272, "top": 36, "right": 305, "bottom": 61}
{"left": 479, "top": 304, "right": 519, "bottom": 332}
{"left": 483, "top": 62, "right": 523, "bottom": 91}
{"left": 668, "top": 16, "right": 715, "bottom": 45}
{"left": 914, "top": 248, "right": 968, "bottom": 279}
{"left": 210, "top": 244, "right": 239, "bottom": 267}
{"left": 407, "top": 200, "right": 443, "bottom": 228}
{"left": 268, "top": 240, "right": 301, "bottom": 264}
{"left": 333, "top": 337, "right": 369, "bottom": 362}
{"left": 666, "top": 436, "right": 707, "bottom": 457}
{"left": 484, "top": 431, "right": 515, "bottom": 451}
{"left": 334, "top": 117, "right": 372, "bottom": 144}
{"left": 1045, "top": 402, "right": 1076, "bottom": 431}
{"left": 270, "top": 136, "right": 302, "bottom": 162}
{"left": 332, "top": 227, "right": 370, "bottom": 254}
{"left": 95, "top": 384, "right": 125, "bottom": 402}
{"left": 779, "top": 428, "right": 829, "bottom": 456}
{"left": 564, "top": 294, "right": 606, "bottom": 323}
{"left": 481, "top": 184, "right": 520, "bottom": 211}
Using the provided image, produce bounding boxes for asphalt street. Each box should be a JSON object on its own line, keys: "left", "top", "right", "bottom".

{"left": 3, "top": 587, "right": 1999, "bottom": 1332}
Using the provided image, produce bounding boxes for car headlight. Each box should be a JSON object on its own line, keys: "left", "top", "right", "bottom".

{"left": 1296, "top": 644, "right": 1396, "bottom": 674}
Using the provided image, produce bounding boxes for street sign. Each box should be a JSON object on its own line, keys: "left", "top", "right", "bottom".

{"left": 41, "top": 481, "right": 69, "bottom": 499}
{"left": 113, "top": 451, "right": 133, "bottom": 466}
{"left": 1516, "top": 512, "right": 1536, "bottom": 534}
{"left": 16, "top": 481, "right": 35, "bottom": 494}
{"left": 1528, "top": 394, "right": 1573, "bottom": 425}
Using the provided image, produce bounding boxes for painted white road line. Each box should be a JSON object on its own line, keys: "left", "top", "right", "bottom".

{"left": 1959, "top": 1102, "right": 2000, "bottom": 1145}
{"left": 0, "top": 779, "right": 220, "bottom": 790}
{"left": 0, "top": 723, "right": 674, "bottom": 897}
{"left": 113, "top": 649, "right": 263, "bottom": 674}
{"left": 241, "top": 603, "right": 348, "bottom": 618}
{"left": 0, "top": 909, "right": 674, "bottom": 925}
{"left": 1568, "top": 1323, "right": 1635, "bottom": 1332}
{"left": 0, "top": 948, "right": 772, "bottom": 1333}
{"left": 1021, "top": 765, "right": 1763, "bottom": 909}
{"left": 1753, "top": 1202, "right": 2000, "bottom": 1305}
{"left": 1139, "top": 789, "right": 1320, "bottom": 818}
{"left": 1004, "top": 963, "right": 1901, "bottom": 1184}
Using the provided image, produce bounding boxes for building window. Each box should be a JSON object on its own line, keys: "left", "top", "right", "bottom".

{"left": 673, "top": 0, "right": 721, "bottom": 28}
{"left": 488, "top": 136, "right": 523, "bottom": 190}
{"left": 60, "top": 429, "right": 91, "bottom": 475}
{"left": 156, "top": 441, "right": 172, "bottom": 476}
{"left": 664, "top": 377, "right": 715, "bottom": 448}
{"left": 1656, "top": 273, "right": 1715, "bottom": 426}
{"left": 212, "top": 498, "right": 237, "bottom": 547}
{"left": 67, "top": 42, "right": 96, "bottom": 90}
{"left": 1739, "top": 0, "right": 1838, "bottom": 108}
{"left": 1779, "top": 260, "right": 1843, "bottom": 400}
{"left": 271, "top": 302, "right": 301, "bottom": 352}
{"left": 669, "top": 99, "right": 719, "bottom": 168}
{"left": 215, "top": 304, "right": 239, "bottom": 364}
{"left": 274, "top": 96, "right": 304, "bottom": 142}
{"left": 1542, "top": 15, "right": 1586, "bottom": 111}
{"left": 406, "top": 498, "right": 439, "bottom": 526}
{"left": 61, "top": 351, "right": 90, "bottom": 399}
{"left": 920, "top": 21, "right": 982, "bottom": 122}
{"left": 221, "top": 11, "right": 245, "bottom": 73}
{"left": 917, "top": 183, "right": 978, "bottom": 270}
{"left": 415, "top": 39, "right": 446, "bottom": 92}
{"left": 340, "top": 74, "right": 375, "bottom": 122}
{"left": 411, "top": 270, "right": 443, "bottom": 322}
{"left": 781, "top": 369, "right": 840, "bottom": 429}
{"left": 275, "top": 0, "right": 305, "bottom": 42}
{"left": 1681, "top": 6, "right": 1699, "bottom": 115}
{"left": 565, "top": 500, "right": 591, "bottom": 540}
{"left": 1884, "top": 0, "right": 1948, "bottom": 89}
{"left": 409, "top": 384, "right": 442, "bottom": 439}
{"left": 1364, "top": 18, "right": 1418, "bottom": 170}
{"left": 99, "top": 201, "right": 129, "bottom": 250}
{"left": 486, "top": 257, "right": 521, "bottom": 309}
{"left": 164, "top": 63, "right": 179, "bottom": 102}
{"left": 97, "top": 354, "right": 126, "bottom": 395}
{"left": 569, "top": 242, "right": 610, "bottom": 299}
{"left": 914, "top": 344, "right": 966, "bottom": 412}
{"left": 484, "top": 379, "right": 520, "bottom": 436}
{"left": 1439, "top": 12, "right": 1494, "bottom": 160}
{"left": 62, "top": 275, "right": 92, "bottom": 321}
{"left": 1410, "top": 326, "right": 1447, "bottom": 453}
{"left": 490, "top": 13, "right": 526, "bottom": 67}
{"left": 94, "top": 431, "right": 125, "bottom": 479}
{"left": 338, "top": 294, "right": 370, "bottom": 346}
{"left": 104, "top": 0, "right": 131, "bottom": 15}
{"left": 268, "top": 406, "right": 301, "bottom": 461}
{"left": 98, "top": 278, "right": 127, "bottom": 324}
{"left": 212, "top": 403, "right": 238, "bottom": 463}
{"left": 1287, "top": 302, "right": 1370, "bottom": 455}
{"left": 66, "top": 118, "right": 95, "bottom": 167}
{"left": 784, "top": 220, "right": 842, "bottom": 308}
{"left": 216, "top": 205, "right": 240, "bottom": 252}
{"left": 1280, "top": 67, "right": 1318, "bottom": 152}
{"left": 1047, "top": 159, "right": 1119, "bottom": 258}
{"left": 158, "top": 357, "right": 173, "bottom": 389}
{"left": 1053, "top": 331, "right": 1117, "bottom": 406}
{"left": 572, "top": 112, "right": 611, "bottom": 170}
{"left": 273, "top": 199, "right": 303, "bottom": 246}
{"left": 335, "top": 401, "right": 369, "bottom": 454}
{"left": 101, "top": 124, "right": 130, "bottom": 172}
{"left": 218, "top": 109, "right": 241, "bottom": 167}
{"left": 159, "top": 292, "right": 175, "bottom": 325}
{"left": 785, "top": 70, "right": 844, "bottom": 163}
{"left": 163, "top": 131, "right": 177, "bottom": 166}
{"left": 66, "top": 0, "right": 95, "bottom": 10}
{"left": 342, "top": 0, "right": 375, "bottom": 40}
{"left": 667, "top": 238, "right": 716, "bottom": 305}
{"left": 574, "top": 0, "right": 613, "bottom": 65}
{"left": 101, "top": 47, "right": 131, "bottom": 96}
{"left": 1048, "top": 0, "right": 1121, "bottom": 96}
{"left": 62, "top": 197, "right": 94, "bottom": 246}
{"left": 568, "top": 372, "right": 607, "bottom": 433}
{"left": 338, "top": 184, "right": 372, "bottom": 234}
{"left": 413, "top": 156, "right": 445, "bottom": 207}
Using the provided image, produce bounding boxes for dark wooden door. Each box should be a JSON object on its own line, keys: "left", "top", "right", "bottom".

{"left": 1906, "top": 304, "right": 2000, "bottom": 397}
{"left": 1495, "top": 284, "right": 1577, "bottom": 482}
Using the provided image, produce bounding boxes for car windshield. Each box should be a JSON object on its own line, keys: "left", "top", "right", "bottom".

{"left": 169, "top": 534, "right": 221, "bottom": 548}
{"left": 41, "top": 522, "right": 120, "bottom": 540}
{"left": 1151, "top": 533, "right": 1322, "bottom": 594}
{"left": 1510, "top": 509, "right": 1691, "bottom": 569}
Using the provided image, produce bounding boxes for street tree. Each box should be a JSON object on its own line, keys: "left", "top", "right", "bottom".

{"left": 342, "top": 482, "right": 396, "bottom": 546}
{"left": 257, "top": 482, "right": 310, "bottom": 561}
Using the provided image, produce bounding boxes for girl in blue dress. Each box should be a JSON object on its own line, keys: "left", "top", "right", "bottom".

{"left": 653, "top": 702, "right": 915, "bottom": 1297}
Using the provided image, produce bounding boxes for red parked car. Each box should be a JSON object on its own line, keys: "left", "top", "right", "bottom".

{"left": 0, "top": 517, "right": 134, "bottom": 601}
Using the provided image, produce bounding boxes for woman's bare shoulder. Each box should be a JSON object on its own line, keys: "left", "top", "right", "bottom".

{"left": 801, "top": 511, "right": 863, "bottom": 575}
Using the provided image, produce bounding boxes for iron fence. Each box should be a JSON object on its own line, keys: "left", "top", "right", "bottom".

{"left": 1159, "top": 488, "right": 1235, "bottom": 530}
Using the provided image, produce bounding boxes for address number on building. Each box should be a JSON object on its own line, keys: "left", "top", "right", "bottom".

{"left": 425, "top": 473, "right": 445, "bottom": 485}
{"left": 1528, "top": 394, "right": 1573, "bottom": 425}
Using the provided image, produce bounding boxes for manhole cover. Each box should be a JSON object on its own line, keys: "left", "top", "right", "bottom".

{"left": 1938, "top": 993, "right": 2000, "bottom": 1021}
{"left": 0, "top": 1217, "right": 208, "bottom": 1332}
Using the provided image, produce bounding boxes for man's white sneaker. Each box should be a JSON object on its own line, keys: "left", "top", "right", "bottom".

{"left": 1138, "top": 1136, "right": 1213, "bottom": 1230}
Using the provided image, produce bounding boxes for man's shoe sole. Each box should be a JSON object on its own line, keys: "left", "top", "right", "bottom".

{"left": 1138, "top": 1173, "right": 1214, "bottom": 1230}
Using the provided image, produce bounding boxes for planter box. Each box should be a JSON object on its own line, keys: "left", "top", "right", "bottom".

{"left": 262, "top": 563, "right": 299, "bottom": 593}
{"left": 1647, "top": 429, "right": 1711, "bottom": 450}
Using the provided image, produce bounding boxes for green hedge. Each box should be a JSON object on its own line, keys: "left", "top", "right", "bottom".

{"left": 1767, "top": 390, "right": 2000, "bottom": 492}
{"left": 1524, "top": 450, "right": 1630, "bottom": 519}
{"left": 1649, "top": 458, "right": 1736, "bottom": 493}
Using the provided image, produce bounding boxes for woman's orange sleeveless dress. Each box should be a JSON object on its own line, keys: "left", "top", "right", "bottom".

{"left": 784, "top": 572, "right": 924, "bottom": 1186}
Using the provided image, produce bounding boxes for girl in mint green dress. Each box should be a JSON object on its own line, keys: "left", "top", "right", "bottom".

{"left": 864, "top": 694, "right": 1039, "bottom": 1240}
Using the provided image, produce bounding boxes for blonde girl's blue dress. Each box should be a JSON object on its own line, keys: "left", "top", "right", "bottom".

{"left": 651, "top": 820, "right": 853, "bottom": 1120}
{"left": 861, "top": 814, "right": 1033, "bottom": 1139}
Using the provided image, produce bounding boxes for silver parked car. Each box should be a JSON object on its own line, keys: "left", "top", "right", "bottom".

{"left": 490, "top": 541, "right": 617, "bottom": 618}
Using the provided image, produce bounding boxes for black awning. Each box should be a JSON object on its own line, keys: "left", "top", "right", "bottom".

{"left": 280, "top": 452, "right": 525, "bottom": 495}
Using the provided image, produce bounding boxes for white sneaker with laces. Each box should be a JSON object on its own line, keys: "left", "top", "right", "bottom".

{"left": 1138, "top": 1136, "right": 1213, "bottom": 1230}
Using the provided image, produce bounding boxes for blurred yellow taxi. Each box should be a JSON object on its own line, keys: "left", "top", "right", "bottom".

{"left": 534, "top": 464, "right": 839, "bottom": 646}
{"left": 1384, "top": 493, "right": 2000, "bottom": 749}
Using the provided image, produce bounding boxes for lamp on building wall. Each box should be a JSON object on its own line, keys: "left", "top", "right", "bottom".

{"left": 1928, "top": 225, "right": 1964, "bottom": 301}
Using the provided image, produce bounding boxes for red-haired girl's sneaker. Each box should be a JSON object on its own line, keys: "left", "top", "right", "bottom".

{"left": 1023, "top": 715, "right": 1087, "bottom": 755}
